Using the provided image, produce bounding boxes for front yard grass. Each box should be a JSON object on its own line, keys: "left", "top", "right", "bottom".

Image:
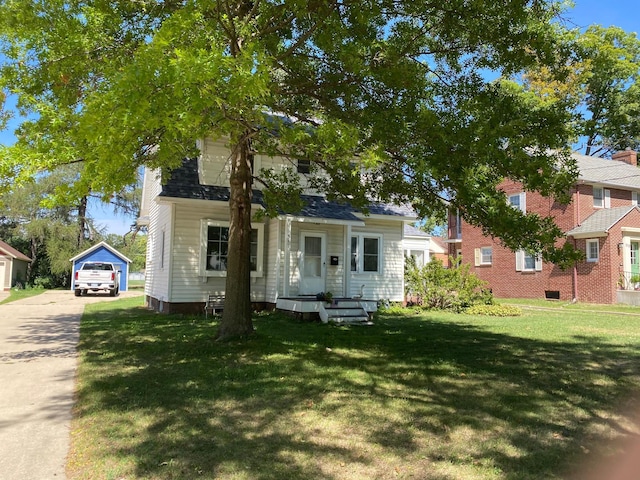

{"left": 0, "top": 286, "right": 45, "bottom": 304}
{"left": 68, "top": 299, "right": 640, "bottom": 479}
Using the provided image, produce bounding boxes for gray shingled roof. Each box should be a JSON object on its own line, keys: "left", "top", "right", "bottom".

{"left": 574, "top": 153, "right": 640, "bottom": 189}
{"left": 159, "top": 157, "right": 415, "bottom": 221}
{"left": 566, "top": 205, "right": 639, "bottom": 237}
{"left": 404, "top": 224, "right": 430, "bottom": 237}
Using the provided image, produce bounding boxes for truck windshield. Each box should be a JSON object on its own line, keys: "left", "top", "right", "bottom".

{"left": 82, "top": 263, "right": 113, "bottom": 270}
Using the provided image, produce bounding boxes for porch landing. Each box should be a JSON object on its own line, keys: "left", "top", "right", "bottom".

{"left": 617, "top": 289, "right": 640, "bottom": 306}
{"left": 276, "top": 296, "right": 376, "bottom": 325}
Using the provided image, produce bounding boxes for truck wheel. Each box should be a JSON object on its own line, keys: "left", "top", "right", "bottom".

{"left": 110, "top": 288, "right": 116, "bottom": 297}
{"left": 74, "top": 289, "right": 81, "bottom": 297}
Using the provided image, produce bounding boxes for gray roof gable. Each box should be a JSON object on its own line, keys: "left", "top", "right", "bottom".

{"left": 566, "top": 205, "right": 639, "bottom": 238}
{"left": 574, "top": 153, "right": 640, "bottom": 189}
{"left": 404, "top": 224, "right": 430, "bottom": 238}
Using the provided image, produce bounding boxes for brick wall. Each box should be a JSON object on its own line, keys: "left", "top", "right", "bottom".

{"left": 449, "top": 180, "right": 639, "bottom": 304}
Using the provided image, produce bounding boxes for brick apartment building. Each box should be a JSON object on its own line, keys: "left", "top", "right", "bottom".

{"left": 447, "top": 149, "right": 640, "bottom": 304}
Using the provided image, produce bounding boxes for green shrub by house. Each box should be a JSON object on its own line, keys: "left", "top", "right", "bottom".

{"left": 405, "top": 256, "right": 493, "bottom": 312}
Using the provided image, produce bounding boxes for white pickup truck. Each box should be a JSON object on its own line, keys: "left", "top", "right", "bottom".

{"left": 74, "top": 262, "right": 120, "bottom": 297}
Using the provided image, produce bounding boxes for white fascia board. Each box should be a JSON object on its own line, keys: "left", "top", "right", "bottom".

{"left": 568, "top": 231, "right": 608, "bottom": 239}
{"left": 278, "top": 214, "right": 365, "bottom": 227}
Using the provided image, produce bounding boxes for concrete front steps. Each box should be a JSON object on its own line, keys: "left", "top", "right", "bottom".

{"left": 319, "top": 299, "right": 373, "bottom": 325}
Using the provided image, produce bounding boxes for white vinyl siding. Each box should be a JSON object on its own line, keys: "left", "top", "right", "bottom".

{"left": 515, "top": 250, "right": 542, "bottom": 272}
{"left": 165, "top": 204, "right": 268, "bottom": 303}
{"left": 199, "top": 137, "right": 318, "bottom": 193}
{"left": 145, "top": 202, "right": 172, "bottom": 301}
{"left": 586, "top": 239, "right": 600, "bottom": 262}
{"left": 265, "top": 218, "right": 281, "bottom": 303}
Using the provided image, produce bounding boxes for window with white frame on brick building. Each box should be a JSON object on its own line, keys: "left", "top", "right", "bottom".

{"left": 474, "top": 247, "right": 493, "bottom": 266}
{"left": 515, "top": 250, "right": 542, "bottom": 272}
{"left": 593, "top": 187, "right": 610, "bottom": 208}
{"left": 508, "top": 192, "right": 526, "bottom": 212}
{"left": 586, "top": 239, "right": 600, "bottom": 262}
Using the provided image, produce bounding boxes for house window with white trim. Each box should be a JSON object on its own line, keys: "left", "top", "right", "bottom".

{"left": 593, "top": 187, "right": 610, "bottom": 208}
{"left": 351, "top": 234, "right": 381, "bottom": 273}
{"left": 515, "top": 250, "right": 542, "bottom": 272}
{"left": 405, "top": 249, "right": 426, "bottom": 267}
{"left": 632, "top": 191, "right": 638, "bottom": 206}
{"left": 201, "top": 220, "right": 264, "bottom": 276}
{"left": 474, "top": 247, "right": 493, "bottom": 266}
{"left": 508, "top": 192, "right": 526, "bottom": 213}
{"left": 586, "top": 239, "right": 599, "bottom": 262}
{"left": 297, "top": 159, "right": 311, "bottom": 174}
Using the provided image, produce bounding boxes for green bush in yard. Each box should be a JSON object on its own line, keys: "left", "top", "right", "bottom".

{"left": 405, "top": 256, "right": 493, "bottom": 312}
{"left": 465, "top": 304, "right": 522, "bottom": 317}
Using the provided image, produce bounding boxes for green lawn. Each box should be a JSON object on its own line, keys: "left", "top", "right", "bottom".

{"left": 68, "top": 299, "right": 640, "bottom": 480}
{"left": 0, "top": 286, "right": 46, "bottom": 304}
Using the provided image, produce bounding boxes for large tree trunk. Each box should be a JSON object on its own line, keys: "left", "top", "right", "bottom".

{"left": 77, "top": 194, "right": 88, "bottom": 248}
{"left": 216, "top": 135, "right": 254, "bottom": 340}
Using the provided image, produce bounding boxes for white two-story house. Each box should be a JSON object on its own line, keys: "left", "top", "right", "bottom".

{"left": 138, "top": 137, "right": 417, "bottom": 314}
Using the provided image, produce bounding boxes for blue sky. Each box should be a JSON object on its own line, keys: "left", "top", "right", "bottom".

{"left": 1, "top": 0, "right": 638, "bottom": 234}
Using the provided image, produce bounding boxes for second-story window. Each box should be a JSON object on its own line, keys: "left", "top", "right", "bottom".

{"left": 297, "top": 159, "right": 311, "bottom": 174}
{"left": 508, "top": 192, "right": 526, "bottom": 213}
{"left": 593, "top": 187, "right": 610, "bottom": 208}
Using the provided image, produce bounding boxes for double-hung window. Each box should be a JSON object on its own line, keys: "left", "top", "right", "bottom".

{"left": 586, "top": 239, "right": 599, "bottom": 262}
{"left": 593, "top": 187, "right": 610, "bottom": 208}
{"left": 515, "top": 250, "right": 542, "bottom": 272}
{"left": 351, "top": 234, "right": 382, "bottom": 274}
{"left": 474, "top": 247, "right": 493, "bottom": 266}
{"left": 508, "top": 192, "right": 526, "bottom": 213}
{"left": 201, "top": 220, "right": 264, "bottom": 276}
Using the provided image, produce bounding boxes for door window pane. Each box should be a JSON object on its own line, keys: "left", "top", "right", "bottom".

{"left": 304, "top": 237, "right": 322, "bottom": 277}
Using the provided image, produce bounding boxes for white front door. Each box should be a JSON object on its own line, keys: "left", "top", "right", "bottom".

{"left": 299, "top": 232, "right": 326, "bottom": 295}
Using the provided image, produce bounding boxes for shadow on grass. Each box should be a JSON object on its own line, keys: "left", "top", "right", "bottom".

{"left": 72, "top": 303, "right": 640, "bottom": 480}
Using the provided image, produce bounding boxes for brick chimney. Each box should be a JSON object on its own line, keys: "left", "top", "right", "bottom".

{"left": 612, "top": 148, "right": 638, "bottom": 166}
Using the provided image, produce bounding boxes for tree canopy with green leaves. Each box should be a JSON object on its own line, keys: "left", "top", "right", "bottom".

{"left": 524, "top": 25, "right": 640, "bottom": 157}
{"left": 0, "top": 0, "right": 582, "bottom": 339}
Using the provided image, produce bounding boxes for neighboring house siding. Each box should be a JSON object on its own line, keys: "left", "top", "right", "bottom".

{"left": 0, "top": 256, "right": 11, "bottom": 290}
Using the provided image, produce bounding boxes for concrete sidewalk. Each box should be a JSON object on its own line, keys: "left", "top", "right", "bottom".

{"left": 0, "top": 290, "right": 142, "bottom": 479}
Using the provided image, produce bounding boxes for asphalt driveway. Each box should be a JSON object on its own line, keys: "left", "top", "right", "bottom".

{"left": 0, "top": 290, "right": 143, "bottom": 479}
